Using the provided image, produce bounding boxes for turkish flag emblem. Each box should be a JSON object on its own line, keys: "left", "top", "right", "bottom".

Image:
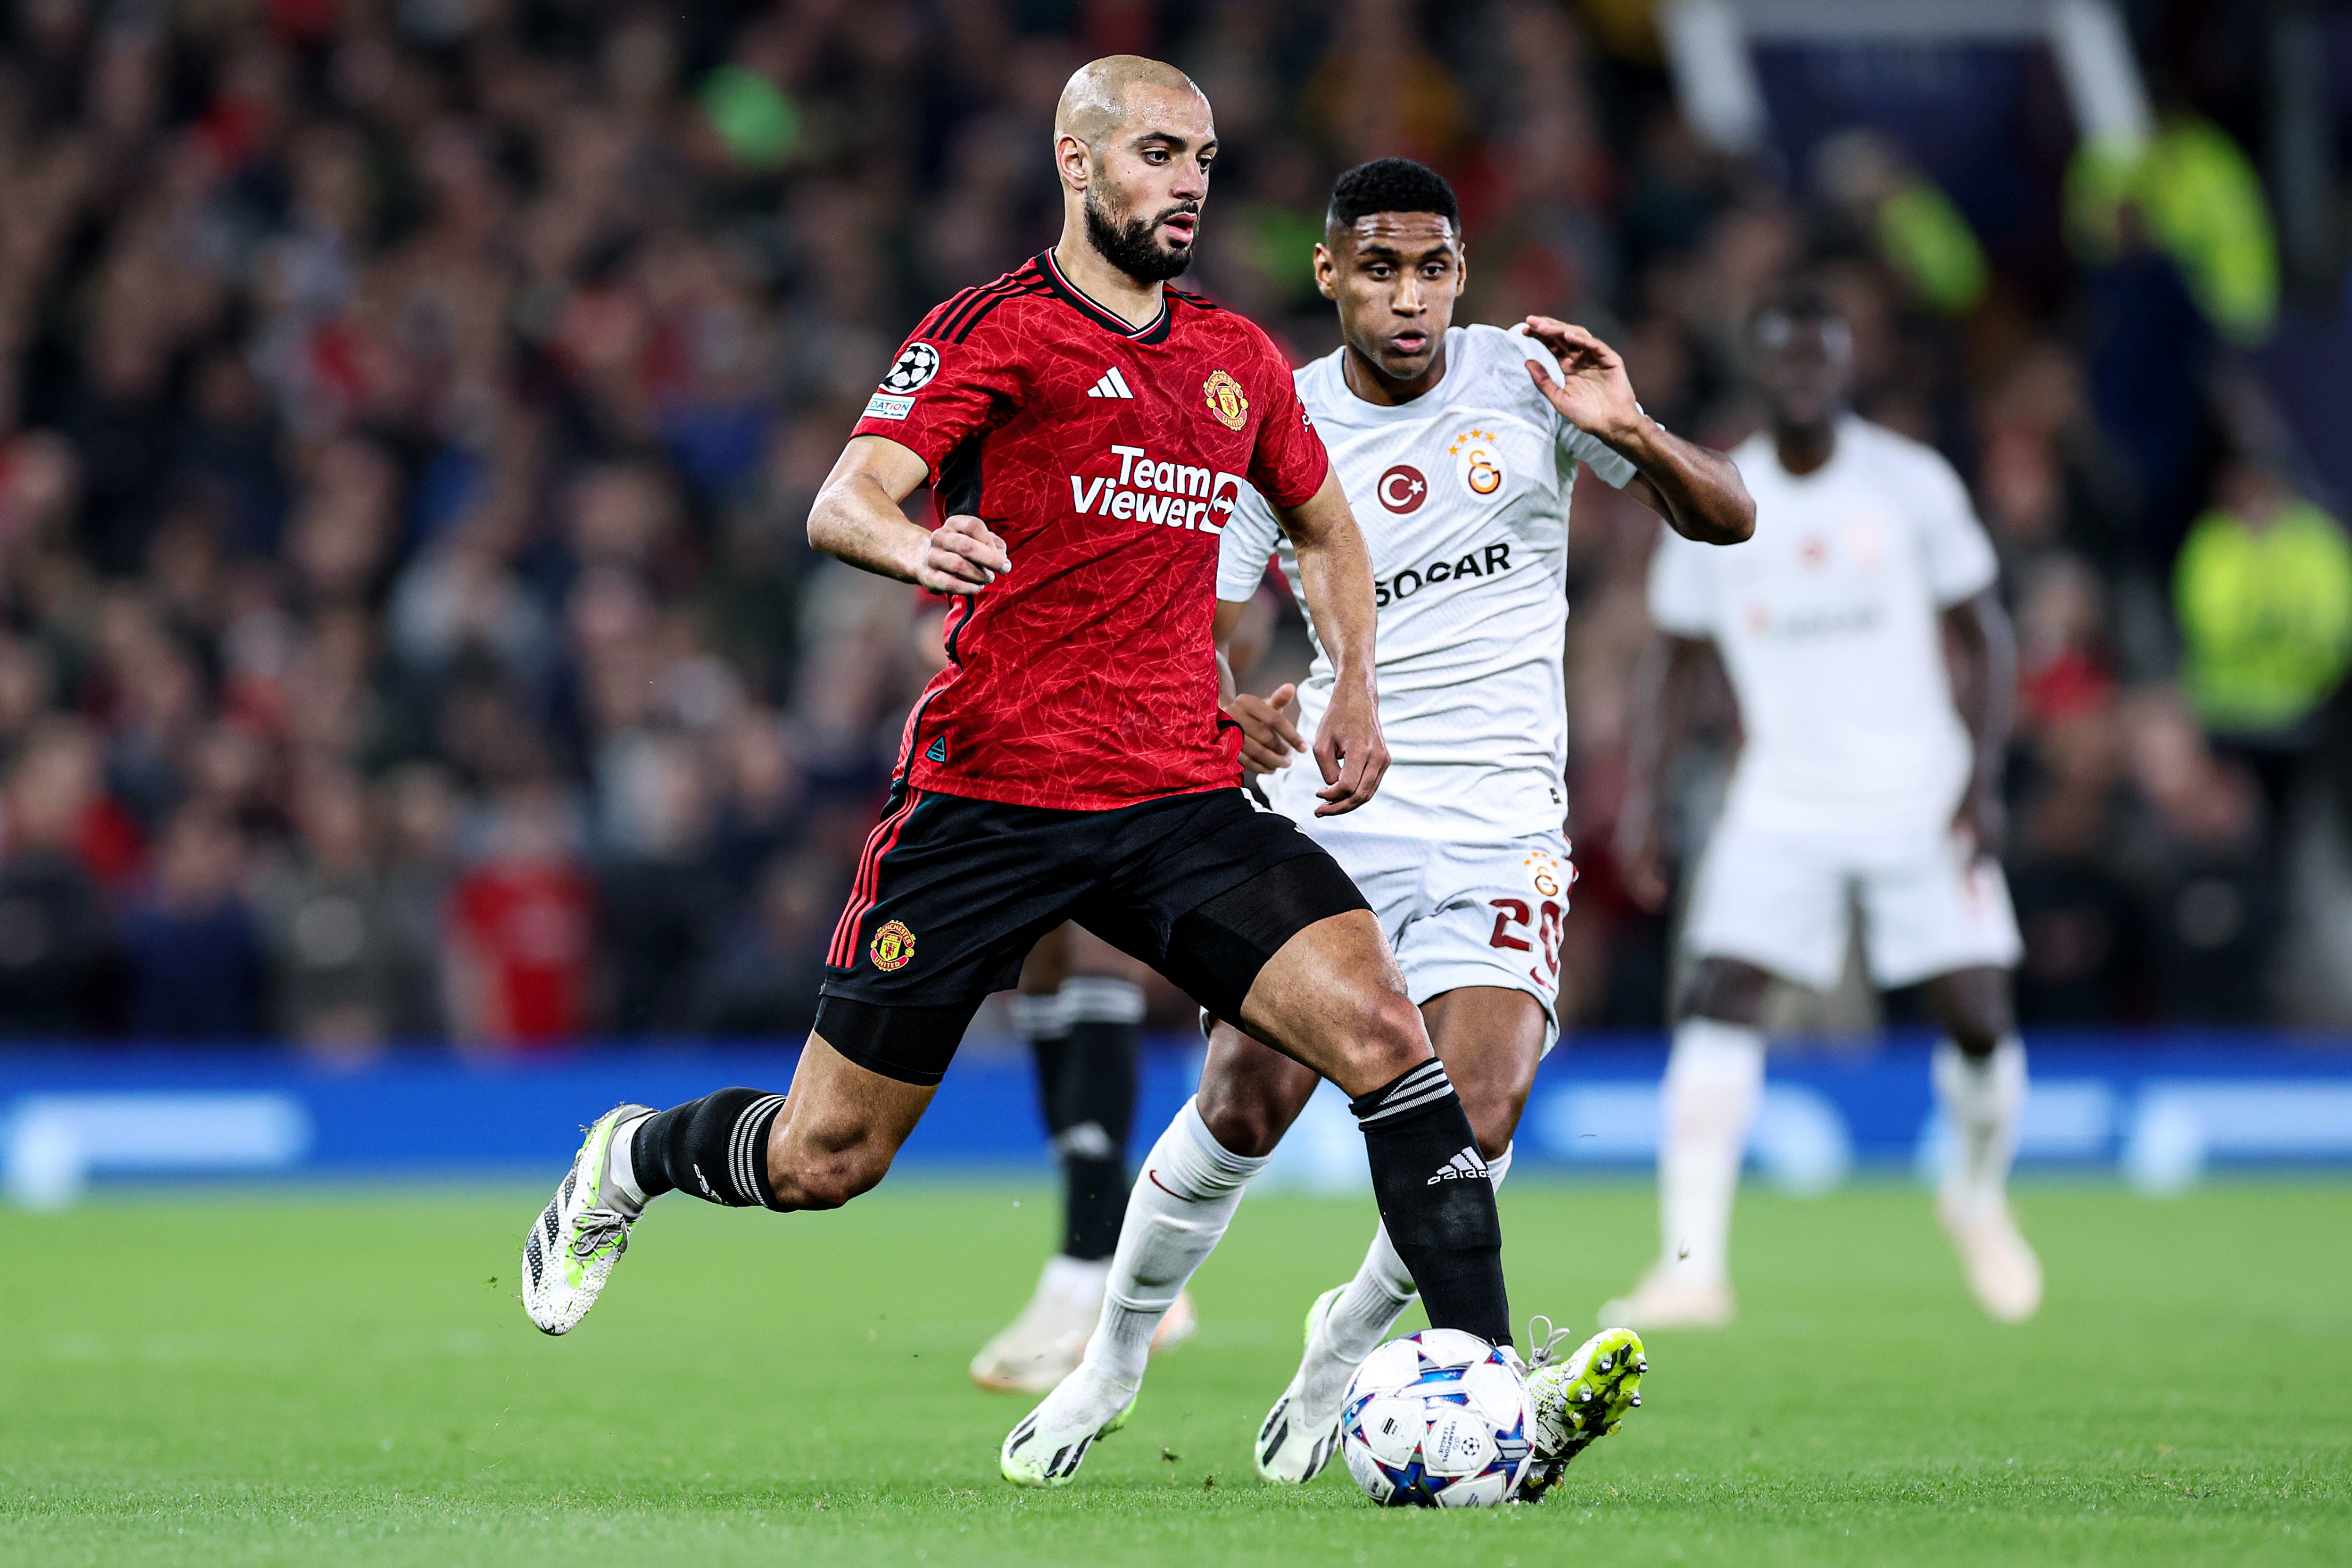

{"left": 1378, "top": 464, "right": 1429, "bottom": 514}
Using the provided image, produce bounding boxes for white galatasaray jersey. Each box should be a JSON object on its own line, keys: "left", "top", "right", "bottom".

{"left": 1216, "top": 324, "right": 1636, "bottom": 842}
{"left": 1646, "top": 415, "right": 1999, "bottom": 838}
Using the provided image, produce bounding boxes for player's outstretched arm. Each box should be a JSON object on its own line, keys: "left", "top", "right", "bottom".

{"left": 807, "top": 433, "right": 1012, "bottom": 595}
{"left": 1520, "top": 315, "right": 1755, "bottom": 547}
{"left": 1941, "top": 588, "right": 2017, "bottom": 860}
{"left": 1271, "top": 470, "right": 1387, "bottom": 815}
{"left": 1614, "top": 632, "right": 1722, "bottom": 912}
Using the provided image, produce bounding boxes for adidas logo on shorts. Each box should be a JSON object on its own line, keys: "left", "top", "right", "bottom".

{"left": 1429, "top": 1145, "right": 1490, "bottom": 1184}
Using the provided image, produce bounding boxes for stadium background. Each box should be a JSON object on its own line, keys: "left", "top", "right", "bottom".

{"left": 1, "top": 6, "right": 2348, "bottom": 1565}
{"left": 0, "top": 0, "right": 2350, "bottom": 1180}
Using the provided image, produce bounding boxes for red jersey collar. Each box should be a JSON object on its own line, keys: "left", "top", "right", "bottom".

{"left": 1038, "top": 249, "right": 1175, "bottom": 344}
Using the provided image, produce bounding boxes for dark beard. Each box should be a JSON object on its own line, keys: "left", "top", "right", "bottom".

{"left": 1084, "top": 191, "right": 1194, "bottom": 284}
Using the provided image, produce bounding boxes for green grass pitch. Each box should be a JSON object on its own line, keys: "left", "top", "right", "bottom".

{"left": 2, "top": 1179, "right": 2346, "bottom": 1566}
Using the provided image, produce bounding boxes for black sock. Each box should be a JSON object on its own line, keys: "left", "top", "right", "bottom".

{"left": 1351, "top": 1059, "right": 1510, "bottom": 1348}
{"left": 1052, "top": 977, "right": 1142, "bottom": 1260}
{"left": 628, "top": 1087, "right": 787, "bottom": 1209}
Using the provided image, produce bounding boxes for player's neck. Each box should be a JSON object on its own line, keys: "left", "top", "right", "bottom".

{"left": 1773, "top": 420, "right": 1838, "bottom": 477}
{"left": 1340, "top": 338, "right": 1448, "bottom": 407}
{"left": 1052, "top": 234, "right": 1167, "bottom": 331}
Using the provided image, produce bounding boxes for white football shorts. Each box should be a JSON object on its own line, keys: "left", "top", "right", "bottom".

{"left": 1682, "top": 815, "right": 2022, "bottom": 992}
{"left": 1310, "top": 826, "right": 1573, "bottom": 1055}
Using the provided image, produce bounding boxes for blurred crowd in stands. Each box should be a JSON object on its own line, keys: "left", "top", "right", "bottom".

{"left": 0, "top": 0, "right": 2347, "bottom": 1050}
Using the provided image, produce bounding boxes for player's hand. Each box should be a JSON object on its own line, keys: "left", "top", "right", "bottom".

{"left": 1312, "top": 673, "right": 1388, "bottom": 816}
{"left": 915, "top": 513, "right": 1011, "bottom": 595}
{"left": 1953, "top": 781, "right": 2007, "bottom": 864}
{"left": 1521, "top": 315, "right": 1643, "bottom": 446}
{"left": 1613, "top": 792, "right": 1670, "bottom": 913}
{"left": 1227, "top": 682, "right": 1305, "bottom": 775}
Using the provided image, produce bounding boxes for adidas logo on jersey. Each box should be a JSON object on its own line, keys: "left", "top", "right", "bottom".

{"left": 1087, "top": 366, "right": 1136, "bottom": 400}
{"left": 1429, "top": 1145, "right": 1491, "bottom": 1184}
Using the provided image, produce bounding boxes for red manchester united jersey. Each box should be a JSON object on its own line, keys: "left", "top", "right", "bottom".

{"left": 852, "top": 249, "right": 1329, "bottom": 811}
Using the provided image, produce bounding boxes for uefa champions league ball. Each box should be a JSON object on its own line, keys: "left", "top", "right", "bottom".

{"left": 1339, "top": 1328, "right": 1535, "bottom": 1507}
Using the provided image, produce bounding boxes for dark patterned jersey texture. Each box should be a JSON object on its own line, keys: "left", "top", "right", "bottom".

{"left": 852, "top": 249, "right": 1329, "bottom": 812}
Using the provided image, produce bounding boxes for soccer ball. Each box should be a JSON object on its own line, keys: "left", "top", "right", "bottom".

{"left": 1339, "top": 1328, "right": 1534, "bottom": 1507}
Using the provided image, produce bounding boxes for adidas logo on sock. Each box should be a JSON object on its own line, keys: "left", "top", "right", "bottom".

{"left": 1428, "top": 1146, "right": 1491, "bottom": 1184}
{"left": 1086, "top": 366, "right": 1136, "bottom": 399}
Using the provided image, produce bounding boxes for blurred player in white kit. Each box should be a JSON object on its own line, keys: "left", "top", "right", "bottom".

{"left": 1603, "top": 282, "right": 2041, "bottom": 1329}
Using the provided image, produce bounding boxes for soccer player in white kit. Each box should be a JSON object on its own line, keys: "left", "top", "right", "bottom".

{"left": 1601, "top": 283, "right": 2041, "bottom": 1330}
{"left": 1002, "top": 158, "right": 1754, "bottom": 1494}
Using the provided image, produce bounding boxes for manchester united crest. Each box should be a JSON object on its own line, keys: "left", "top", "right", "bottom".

{"left": 869, "top": 919, "right": 918, "bottom": 972}
{"left": 1203, "top": 369, "right": 1249, "bottom": 431}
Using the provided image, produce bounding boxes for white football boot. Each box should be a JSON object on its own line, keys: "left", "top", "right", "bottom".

{"left": 971, "top": 1259, "right": 1198, "bottom": 1394}
{"left": 521, "top": 1104, "right": 653, "bottom": 1335}
{"left": 1938, "top": 1194, "right": 2043, "bottom": 1322}
{"left": 1254, "top": 1284, "right": 1383, "bottom": 1484}
{"left": 1596, "top": 1267, "right": 1735, "bottom": 1331}
{"left": 1519, "top": 1320, "right": 1647, "bottom": 1501}
{"left": 999, "top": 1361, "right": 1137, "bottom": 1487}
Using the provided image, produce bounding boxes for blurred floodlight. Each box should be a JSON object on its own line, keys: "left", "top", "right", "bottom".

{"left": 2125, "top": 1083, "right": 2352, "bottom": 1197}
{"left": 2, "top": 1094, "right": 314, "bottom": 1209}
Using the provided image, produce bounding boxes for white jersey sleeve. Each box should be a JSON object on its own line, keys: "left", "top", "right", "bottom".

{"left": 1503, "top": 324, "right": 1639, "bottom": 491}
{"left": 1215, "top": 474, "right": 1285, "bottom": 602}
{"left": 1905, "top": 444, "right": 2000, "bottom": 605}
{"left": 1646, "top": 527, "right": 1716, "bottom": 636}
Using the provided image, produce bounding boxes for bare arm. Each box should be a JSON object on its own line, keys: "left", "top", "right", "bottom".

{"left": 806, "top": 433, "right": 1012, "bottom": 593}
{"left": 1268, "top": 469, "right": 1388, "bottom": 814}
{"left": 1213, "top": 597, "right": 1306, "bottom": 775}
{"left": 1520, "top": 315, "right": 1755, "bottom": 545}
{"left": 1940, "top": 587, "right": 2017, "bottom": 859}
{"left": 1613, "top": 632, "right": 1720, "bottom": 912}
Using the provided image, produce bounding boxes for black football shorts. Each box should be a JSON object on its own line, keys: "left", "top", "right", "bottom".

{"left": 814, "top": 783, "right": 1369, "bottom": 1085}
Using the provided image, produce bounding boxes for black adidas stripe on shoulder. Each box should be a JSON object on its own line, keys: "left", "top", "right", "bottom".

{"left": 912, "top": 286, "right": 983, "bottom": 342}
{"left": 950, "top": 277, "right": 1057, "bottom": 343}
{"left": 1166, "top": 287, "right": 1224, "bottom": 313}
{"left": 937, "top": 261, "right": 1051, "bottom": 343}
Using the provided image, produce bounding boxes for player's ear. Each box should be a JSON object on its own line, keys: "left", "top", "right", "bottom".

{"left": 1055, "top": 132, "right": 1092, "bottom": 193}
{"left": 1313, "top": 242, "right": 1337, "bottom": 301}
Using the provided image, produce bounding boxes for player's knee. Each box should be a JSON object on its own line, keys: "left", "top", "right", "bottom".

{"left": 1337, "top": 988, "right": 1432, "bottom": 1091}
{"left": 1195, "top": 1083, "right": 1285, "bottom": 1161}
{"left": 1457, "top": 1088, "right": 1518, "bottom": 1163}
{"left": 1680, "top": 959, "right": 1770, "bottom": 1026}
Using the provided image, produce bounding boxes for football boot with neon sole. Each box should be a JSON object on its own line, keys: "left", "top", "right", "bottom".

{"left": 1254, "top": 1284, "right": 1384, "bottom": 1484}
{"left": 1519, "top": 1321, "right": 1647, "bottom": 1501}
{"left": 521, "top": 1104, "right": 652, "bottom": 1335}
{"left": 999, "top": 1365, "right": 1136, "bottom": 1487}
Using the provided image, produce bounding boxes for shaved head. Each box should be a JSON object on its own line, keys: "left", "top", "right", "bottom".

{"left": 1054, "top": 55, "right": 1204, "bottom": 152}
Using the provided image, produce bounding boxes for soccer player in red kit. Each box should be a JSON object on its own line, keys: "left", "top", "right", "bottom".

{"left": 519, "top": 56, "right": 1518, "bottom": 1486}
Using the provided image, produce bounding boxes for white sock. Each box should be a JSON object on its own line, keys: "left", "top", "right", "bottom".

{"left": 606, "top": 1114, "right": 653, "bottom": 1211}
{"left": 1083, "top": 1096, "right": 1267, "bottom": 1388}
{"left": 1933, "top": 1036, "right": 2025, "bottom": 1219}
{"left": 1658, "top": 1018, "right": 1765, "bottom": 1285}
{"left": 1324, "top": 1144, "right": 1512, "bottom": 1360}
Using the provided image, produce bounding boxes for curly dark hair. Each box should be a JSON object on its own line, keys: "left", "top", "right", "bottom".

{"left": 1326, "top": 157, "right": 1460, "bottom": 233}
